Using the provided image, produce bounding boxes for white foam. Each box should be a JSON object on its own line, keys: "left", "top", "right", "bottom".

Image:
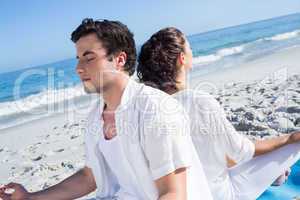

{"left": 265, "top": 30, "right": 300, "bottom": 41}
{"left": 193, "top": 54, "right": 221, "bottom": 64}
{"left": 0, "top": 84, "right": 88, "bottom": 117}
{"left": 0, "top": 84, "right": 98, "bottom": 130}
{"left": 193, "top": 45, "right": 244, "bottom": 65}
{"left": 217, "top": 46, "right": 244, "bottom": 57}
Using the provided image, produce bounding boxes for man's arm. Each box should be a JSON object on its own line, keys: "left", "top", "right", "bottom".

{"left": 0, "top": 166, "right": 96, "bottom": 200}
{"left": 155, "top": 168, "right": 187, "bottom": 200}
{"left": 254, "top": 130, "right": 300, "bottom": 157}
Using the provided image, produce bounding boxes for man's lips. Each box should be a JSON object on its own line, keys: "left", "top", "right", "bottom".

{"left": 82, "top": 78, "right": 91, "bottom": 81}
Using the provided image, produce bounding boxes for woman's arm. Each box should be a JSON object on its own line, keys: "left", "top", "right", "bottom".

{"left": 254, "top": 130, "right": 300, "bottom": 157}
{"left": 226, "top": 131, "right": 300, "bottom": 163}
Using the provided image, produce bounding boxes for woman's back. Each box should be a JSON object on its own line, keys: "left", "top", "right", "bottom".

{"left": 173, "top": 89, "right": 255, "bottom": 200}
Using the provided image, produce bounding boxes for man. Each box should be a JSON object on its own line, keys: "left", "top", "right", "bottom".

{"left": 0, "top": 19, "right": 213, "bottom": 200}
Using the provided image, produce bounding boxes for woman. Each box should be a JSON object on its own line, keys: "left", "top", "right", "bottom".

{"left": 137, "top": 27, "right": 300, "bottom": 200}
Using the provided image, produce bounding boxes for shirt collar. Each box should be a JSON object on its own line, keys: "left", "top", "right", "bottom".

{"left": 116, "top": 78, "right": 141, "bottom": 113}
{"left": 94, "top": 78, "right": 140, "bottom": 111}
{"left": 89, "top": 79, "right": 141, "bottom": 138}
{"left": 91, "top": 79, "right": 141, "bottom": 126}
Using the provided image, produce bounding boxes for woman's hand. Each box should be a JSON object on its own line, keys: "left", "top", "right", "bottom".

{"left": 287, "top": 131, "right": 300, "bottom": 144}
{"left": 271, "top": 168, "right": 291, "bottom": 186}
{"left": 254, "top": 130, "right": 300, "bottom": 157}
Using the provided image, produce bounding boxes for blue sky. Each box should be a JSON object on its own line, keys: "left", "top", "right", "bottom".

{"left": 0, "top": 0, "right": 299, "bottom": 73}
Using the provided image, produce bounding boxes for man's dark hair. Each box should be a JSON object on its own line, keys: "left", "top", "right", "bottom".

{"left": 137, "top": 27, "right": 186, "bottom": 92}
{"left": 71, "top": 18, "right": 137, "bottom": 76}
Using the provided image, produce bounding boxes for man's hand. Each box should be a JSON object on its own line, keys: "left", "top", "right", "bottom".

{"left": 0, "top": 167, "right": 96, "bottom": 200}
{"left": 0, "top": 185, "right": 10, "bottom": 200}
{"left": 0, "top": 183, "right": 30, "bottom": 200}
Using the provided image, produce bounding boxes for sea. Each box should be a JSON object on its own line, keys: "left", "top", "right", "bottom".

{"left": 0, "top": 13, "right": 300, "bottom": 199}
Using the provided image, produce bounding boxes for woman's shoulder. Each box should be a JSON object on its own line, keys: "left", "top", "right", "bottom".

{"left": 174, "top": 89, "right": 220, "bottom": 110}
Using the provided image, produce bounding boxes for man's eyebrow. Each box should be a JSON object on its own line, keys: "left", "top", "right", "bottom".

{"left": 76, "top": 50, "right": 96, "bottom": 59}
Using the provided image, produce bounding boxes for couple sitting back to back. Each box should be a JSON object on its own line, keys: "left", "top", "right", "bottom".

{"left": 1, "top": 18, "right": 300, "bottom": 200}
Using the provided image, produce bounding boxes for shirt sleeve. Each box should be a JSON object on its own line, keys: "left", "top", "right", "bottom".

{"left": 84, "top": 139, "right": 93, "bottom": 168}
{"left": 141, "top": 97, "right": 193, "bottom": 180}
{"left": 193, "top": 91, "right": 255, "bottom": 164}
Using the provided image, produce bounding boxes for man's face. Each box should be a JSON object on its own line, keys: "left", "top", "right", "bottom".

{"left": 75, "top": 33, "right": 118, "bottom": 93}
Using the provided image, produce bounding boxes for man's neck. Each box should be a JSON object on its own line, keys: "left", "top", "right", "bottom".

{"left": 102, "top": 76, "right": 129, "bottom": 111}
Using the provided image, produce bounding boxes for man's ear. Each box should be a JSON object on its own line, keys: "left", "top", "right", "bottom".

{"left": 115, "top": 52, "right": 127, "bottom": 71}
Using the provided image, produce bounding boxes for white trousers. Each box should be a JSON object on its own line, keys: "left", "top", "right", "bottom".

{"left": 87, "top": 143, "right": 300, "bottom": 200}
{"left": 229, "top": 142, "right": 300, "bottom": 200}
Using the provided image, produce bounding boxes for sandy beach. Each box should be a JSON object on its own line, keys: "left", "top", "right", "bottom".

{"left": 190, "top": 46, "right": 300, "bottom": 139}
{"left": 0, "top": 46, "right": 300, "bottom": 199}
{"left": 0, "top": 108, "right": 96, "bottom": 199}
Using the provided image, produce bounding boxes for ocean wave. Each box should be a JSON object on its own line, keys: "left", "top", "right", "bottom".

{"left": 192, "top": 28, "right": 300, "bottom": 66}
{"left": 0, "top": 85, "right": 97, "bottom": 129}
{"left": 0, "top": 85, "right": 84, "bottom": 116}
{"left": 193, "top": 45, "right": 244, "bottom": 65}
{"left": 265, "top": 30, "right": 300, "bottom": 41}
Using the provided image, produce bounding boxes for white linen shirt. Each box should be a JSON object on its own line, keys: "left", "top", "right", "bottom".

{"left": 84, "top": 80, "right": 213, "bottom": 200}
{"left": 173, "top": 89, "right": 255, "bottom": 200}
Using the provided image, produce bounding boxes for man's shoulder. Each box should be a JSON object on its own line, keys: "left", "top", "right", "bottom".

{"left": 139, "top": 83, "right": 169, "bottom": 98}
{"left": 139, "top": 84, "right": 184, "bottom": 112}
{"left": 135, "top": 84, "right": 188, "bottom": 125}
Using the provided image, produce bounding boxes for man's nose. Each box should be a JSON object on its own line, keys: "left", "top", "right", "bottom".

{"left": 76, "top": 64, "right": 84, "bottom": 74}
